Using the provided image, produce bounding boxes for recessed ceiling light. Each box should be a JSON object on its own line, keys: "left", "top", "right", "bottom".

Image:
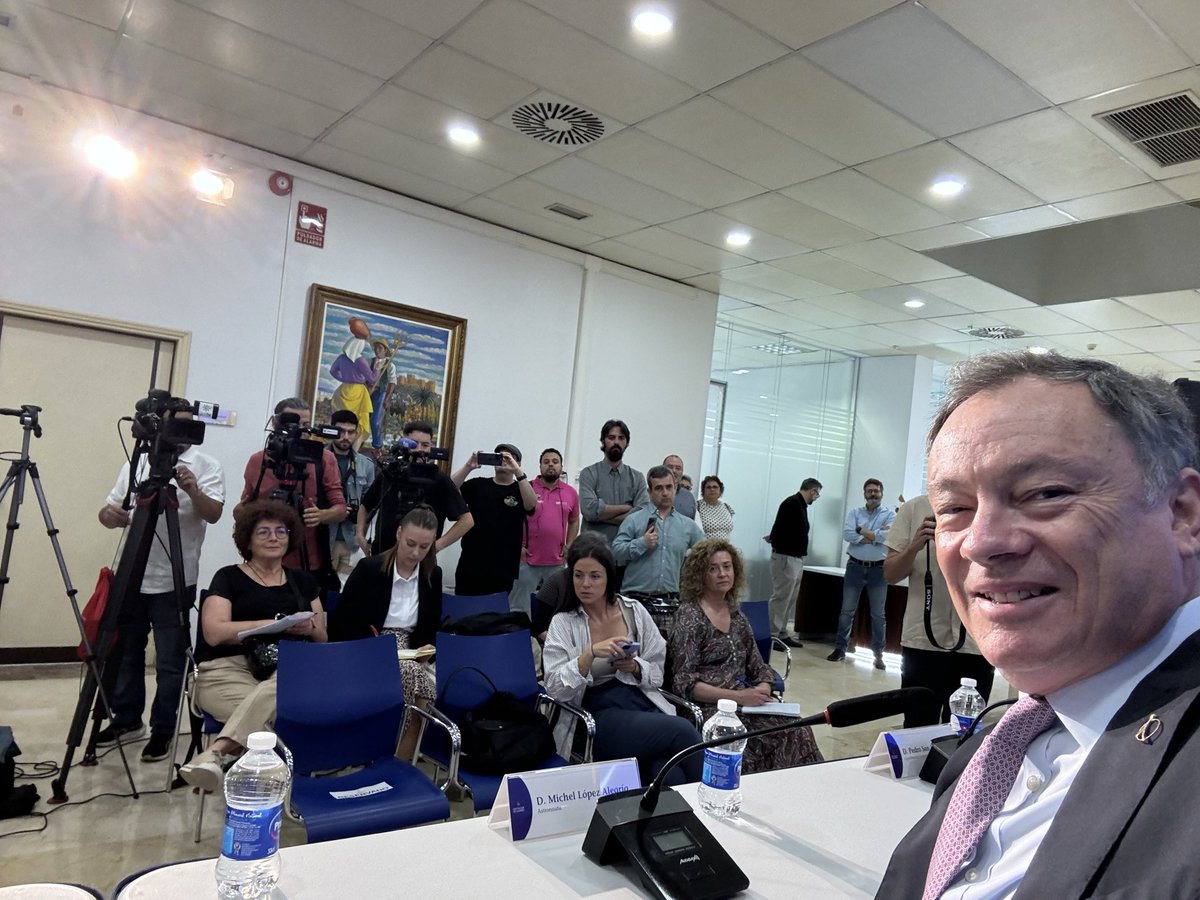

{"left": 730, "top": 368, "right": 750, "bottom": 375}
{"left": 448, "top": 125, "right": 480, "bottom": 146}
{"left": 1028, "top": 346, "right": 1050, "bottom": 355}
{"left": 903, "top": 298, "right": 925, "bottom": 309}
{"left": 632, "top": 10, "right": 673, "bottom": 36}
{"left": 83, "top": 134, "right": 137, "bottom": 179}
{"left": 725, "top": 231, "right": 752, "bottom": 248}
{"left": 930, "top": 178, "right": 965, "bottom": 198}
{"left": 191, "top": 169, "right": 224, "bottom": 196}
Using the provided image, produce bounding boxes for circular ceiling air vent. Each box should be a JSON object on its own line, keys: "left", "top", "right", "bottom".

{"left": 966, "top": 325, "right": 1026, "bottom": 340}
{"left": 512, "top": 101, "right": 605, "bottom": 145}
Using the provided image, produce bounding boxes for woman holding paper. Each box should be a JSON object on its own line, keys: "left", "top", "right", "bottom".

{"left": 669, "top": 538, "right": 823, "bottom": 774}
{"left": 181, "top": 499, "right": 325, "bottom": 792}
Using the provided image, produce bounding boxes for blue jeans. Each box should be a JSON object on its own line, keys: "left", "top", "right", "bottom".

{"left": 836, "top": 561, "right": 887, "bottom": 654}
{"left": 584, "top": 680, "right": 703, "bottom": 786}
{"left": 111, "top": 586, "right": 194, "bottom": 735}
{"left": 508, "top": 563, "right": 562, "bottom": 616}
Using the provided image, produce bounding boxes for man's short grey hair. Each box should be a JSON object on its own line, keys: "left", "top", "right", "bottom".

{"left": 646, "top": 465, "right": 673, "bottom": 484}
{"left": 928, "top": 351, "right": 1197, "bottom": 504}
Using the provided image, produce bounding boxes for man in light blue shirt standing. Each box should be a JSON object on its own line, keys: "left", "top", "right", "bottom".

{"left": 829, "top": 478, "right": 895, "bottom": 668}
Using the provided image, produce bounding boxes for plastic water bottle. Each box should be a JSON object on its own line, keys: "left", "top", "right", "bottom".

{"left": 697, "top": 699, "right": 747, "bottom": 819}
{"left": 948, "top": 678, "right": 986, "bottom": 737}
{"left": 216, "top": 731, "right": 291, "bottom": 899}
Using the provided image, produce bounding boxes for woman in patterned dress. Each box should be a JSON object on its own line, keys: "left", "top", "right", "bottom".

{"left": 696, "top": 476, "right": 735, "bottom": 540}
{"left": 669, "top": 538, "right": 823, "bottom": 774}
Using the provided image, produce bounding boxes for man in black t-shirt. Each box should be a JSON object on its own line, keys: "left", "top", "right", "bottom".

{"left": 450, "top": 443, "right": 536, "bottom": 597}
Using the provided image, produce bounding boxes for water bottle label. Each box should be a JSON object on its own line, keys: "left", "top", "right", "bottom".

{"left": 701, "top": 749, "right": 742, "bottom": 791}
{"left": 222, "top": 803, "right": 283, "bottom": 861}
{"left": 953, "top": 713, "right": 976, "bottom": 736}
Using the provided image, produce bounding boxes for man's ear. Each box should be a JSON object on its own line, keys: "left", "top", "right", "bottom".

{"left": 1170, "top": 468, "right": 1200, "bottom": 557}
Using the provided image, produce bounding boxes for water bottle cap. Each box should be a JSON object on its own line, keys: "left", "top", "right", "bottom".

{"left": 961, "top": 678, "right": 977, "bottom": 688}
{"left": 247, "top": 731, "right": 276, "bottom": 751}
{"left": 717, "top": 698, "right": 737, "bottom": 713}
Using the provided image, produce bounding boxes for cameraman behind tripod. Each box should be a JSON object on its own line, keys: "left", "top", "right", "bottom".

{"left": 97, "top": 404, "right": 225, "bottom": 762}
{"left": 239, "top": 398, "right": 345, "bottom": 591}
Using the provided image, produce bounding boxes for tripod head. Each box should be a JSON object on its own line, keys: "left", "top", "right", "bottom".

{"left": 0, "top": 405, "right": 43, "bottom": 438}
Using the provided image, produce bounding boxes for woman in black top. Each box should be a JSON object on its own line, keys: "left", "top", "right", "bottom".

{"left": 180, "top": 499, "right": 326, "bottom": 793}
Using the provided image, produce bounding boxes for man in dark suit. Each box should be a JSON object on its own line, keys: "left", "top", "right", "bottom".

{"left": 878, "top": 351, "right": 1200, "bottom": 899}
{"left": 763, "top": 477, "right": 821, "bottom": 647}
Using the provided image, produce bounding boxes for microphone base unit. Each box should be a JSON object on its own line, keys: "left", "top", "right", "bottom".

{"left": 582, "top": 787, "right": 749, "bottom": 900}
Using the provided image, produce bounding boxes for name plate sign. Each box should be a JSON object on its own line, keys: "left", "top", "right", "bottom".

{"left": 487, "top": 758, "right": 641, "bottom": 842}
{"left": 865, "top": 723, "right": 958, "bottom": 779}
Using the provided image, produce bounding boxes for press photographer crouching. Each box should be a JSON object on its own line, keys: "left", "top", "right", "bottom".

{"left": 240, "top": 398, "right": 345, "bottom": 593}
{"left": 180, "top": 499, "right": 326, "bottom": 792}
{"left": 357, "top": 419, "right": 472, "bottom": 555}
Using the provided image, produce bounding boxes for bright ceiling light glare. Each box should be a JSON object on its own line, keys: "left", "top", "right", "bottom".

{"left": 725, "top": 230, "right": 752, "bottom": 248}
{"left": 447, "top": 125, "right": 480, "bottom": 147}
{"left": 632, "top": 10, "right": 673, "bottom": 37}
{"left": 83, "top": 134, "right": 138, "bottom": 179}
{"left": 903, "top": 298, "right": 925, "bottom": 309}
{"left": 730, "top": 368, "right": 750, "bottom": 375}
{"left": 930, "top": 178, "right": 965, "bottom": 198}
{"left": 1028, "top": 346, "right": 1050, "bottom": 355}
{"left": 191, "top": 169, "right": 225, "bottom": 197}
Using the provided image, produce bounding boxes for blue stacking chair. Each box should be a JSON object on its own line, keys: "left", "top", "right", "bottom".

{"left": 441, "top": 591, "right": 510, "bottom": 620}
{"left": 740, "top": 600, "right": 791, "bottom": 698}
{"left": 419, "top": 629, "right": 592, "bottom": 813}
{"left": 275, "top": 635, "right": 450, "bottom": 842}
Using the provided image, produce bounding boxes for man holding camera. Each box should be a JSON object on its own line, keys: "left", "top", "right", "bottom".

{"left": 357, "top": 419, "right": 472, "bottom": 554}
{"left": 239, "top": 397, "right": 346, "bottom": 576}
{"left": 96, "top": 410, "right": 225, "bottom": 761}
{"left": 327, "top": 409, "right": 376, "bottom": 577}
{"left": 450, "top": 443, "right": 536, "bottom": 597}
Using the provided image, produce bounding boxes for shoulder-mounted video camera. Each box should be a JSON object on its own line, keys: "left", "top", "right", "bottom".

{"left": 132, "top": 390, "right": 213, "bottom": 446}
{"left": 264, "top": 412, "right": 338, "bottom": 470}
{"left": 378, "top": 437, "right": 449, "bottom": 485}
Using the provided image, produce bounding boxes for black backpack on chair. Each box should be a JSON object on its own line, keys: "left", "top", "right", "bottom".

{"left": 437, "top": 666, "right": 555, "bottom": 775}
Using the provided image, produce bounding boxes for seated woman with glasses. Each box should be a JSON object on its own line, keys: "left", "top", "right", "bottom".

{"left": 328, "top": 504, "right": 441, "bottom": 758}
{"left": 181, "top": 499, "right": 327, "bottom": 792}
{"left": 543, "top": 541, "right": 702, "bottom": 786}
{"left": 669, "top": 538, "right": 823, "bottom": 774}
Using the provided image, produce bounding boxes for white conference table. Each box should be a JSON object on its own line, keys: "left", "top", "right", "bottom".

{"left": 118, "top": 757, "right": 932, "bottom": 899}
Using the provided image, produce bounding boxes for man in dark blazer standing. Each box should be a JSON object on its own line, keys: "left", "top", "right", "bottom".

{"left": 763, "top": 477, "right": 822, "bottom": 647}
{"left": 878, "top": 351, "right": 1200, "bottom": 899}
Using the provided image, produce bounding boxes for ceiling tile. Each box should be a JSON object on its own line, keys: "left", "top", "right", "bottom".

{"left": 825, "top": 239, "right": 961, "bottom": 282}
{"left": 769, "top": 253, "right": 898, "bottom": 292}
{"left": 914, "top": 276, "right": 1034, "bottom": 312}
{"left": 1054, "top": 184, "right": 1179, "bottom": 221}
{"left": 923, "top": 0, "right": 1193, "bottom": 104}
{"left": 709, "top": 0, "right": 905, "bottom": 50}
{"left": 584, "top": 238, "right": 706, "bottom": 280}
{"left": 891, "top": 224, "right": 990, "bottom": 251}
{"left": 1138, "top": 0, "right": 1200, "bottom": 63}
{"left": 522, "top": 0, "right": 789, "bottom": 90}
{"left": 579, "top": 130, "right": 763, "bottom": 208}
{"left": 529, "top": 157, "right": 701, "bottom": 224}
{"left": 967, "top": 205, "right": 1075, "bottom": 238}
{"left": 638, "top": 96, "right": 840, "bottom": 190}
{"left": 803, "top": 2, "right": 1048, "bottom": 136}
{"left": 23, "top": 0, "right": 129, "bottom": 29}
{"left": 801, "top": 328, "right": 891, "bottom": 352}
{"left": 1055, "top": 298, "right": 1162, "bottom": 331}
{"left": 1153, "top": 349, "right": 1200, "bottom": 369}
{"left": 454, "top": 196, "right": 599, "bottom": 247}
{"left": 717, "top": 193, "right": 874, "bottom": 249}
{"left": 1, "top": 3, "right": 119, "bottom": 72}
{"left": 802, "top": 292, "right": 914, "bottom": 324}
{"left": 928, "top": 312, "right": 1006, "bottom": 334}
{"left": 394, "top": 45, "right": 538, "bottom": 119}
{"left": 1048, "top": 330, "right": 1141, "bottom": 355}
{"left": 722, "top": 304, "right": 821, "bottom": 334}
{"left": 342, "top": 0, "right": 480, "bottom": 37}
{"left": 715, "top": 294, "right": 753, "bottom": 313}
{"left": 857, "top": 141, "right": 1043, "bottom": 220}
{"left": 854, "top": 285, "right": 972, "bottom": 317}
{"left": 445, "top": 0, "right": 694, "bottom": 122}
{"left": 661, "top": 212, "right": 809, "bottom": 262}
{"left": 1091, "top": 352, "right": 1173, "bottom": 375}
{"left": 883, "top": 318, "right": 977, "bottom": 345}
{"left": 711, "top": 56, "right": 932, "bottom": 166}
{"left": 1106, "top": 325, "right": 1200, "bottom": 352}
{"left": 133, "top": 85, "right": 317, "bottom": 157}
{"left": 951, "top": 109, "right": 1149, "bottom": 203}
{"left": 300, "top": 143, "right": 476, "bottom": 207}
{"left": 614, "top": 227, "right": 753, "bottom": 273}
{"left": 1165, "top": 174, "right": 1200, "bottom": 201}
{"left": 763, "top": 299, "right": 865, "bottom": 329}
{"left": 992, "top": 306, "right": 1092, "bottom": 336}
{"left": 721, "top": 262, "right": 840, "bottom": 298}
{"left": 782, "top": 169, "right": 950, "bottom": 235}
{"left": 482, "top": 178, "right": 647, "bottom": 238}
{"left": 1115, "top": 290, "right": 1200, "bottom": 325}
{"left": 717, "top": 282, "right": 804, "bottom": 307}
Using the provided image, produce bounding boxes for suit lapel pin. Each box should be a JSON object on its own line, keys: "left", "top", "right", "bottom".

{"left": 1135, "top": 713, "right": 1162, "bottom": 744}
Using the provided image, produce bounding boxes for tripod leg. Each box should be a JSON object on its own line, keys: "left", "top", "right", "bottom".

{"left": 161, "top": 495, "right": 193, "bottom": 791}
{"left": 0, "top": 463, "right": 27, "bottom": 617}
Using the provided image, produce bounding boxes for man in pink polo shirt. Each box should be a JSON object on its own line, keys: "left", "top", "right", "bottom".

{"left": 509, "top": 447, "right": 579, "bottom": 615}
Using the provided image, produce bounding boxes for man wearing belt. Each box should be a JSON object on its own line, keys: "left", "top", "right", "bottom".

{"left": 764, "top": 477, "right": 822, "bottom": 648}
{"left": 829, "top": 478, "right": 895, "bottom": 668}
{"left": 613, "top": 466, "right": 704, "bottom": 631}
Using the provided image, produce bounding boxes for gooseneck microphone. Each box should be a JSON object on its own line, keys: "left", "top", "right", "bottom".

{"left": 639, "top": 687, "right": 938, "bottom": 812}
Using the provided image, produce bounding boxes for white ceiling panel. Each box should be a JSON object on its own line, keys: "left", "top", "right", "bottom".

{"left": 891, "top": 224, "right": 990, "bottom": 251}
{"left": 444, "top": 0, "right": 694, "bottom": 123}
{"left": 991, "top": 306, "right": 1092, "bottom": 336}
{"left": 180, "top": 0, "right": 432, "bottom": 81}
{"left": 928, "top": 312, "right": 1006, "bottom": 335}
{"left": 661, "top": 212, "right": 809, "bottom": 262}
{"left": 951, "top": 109, "right": 1149, "bottom": 203}
{"left": 638, "top": 96, "right": 840, "bottom": 190}
{"left": 967, "top": 205, "right": 1075, "bottom": 238}
{"left": 854, "top": 285, "right": 972, "bottom": 317}
{"left": 717, "top": 193, "right": 874, "bottom": 249}
{"left": 769, "top": 254, "right": 898, "bottom": 292}
{"left": 922, "top": 0, "right": 1193, "bottom": 104}
{"left": 614, "top": 227, "right": 754, "bottom": 273}
{"left": 22, "top": 0, "right": 129, "bottom": 29}
{"left": 803, "top": 328, "right": 892, "bottom": 352}
{"left": 1165, "top": 174, "right": 1200, "bottom": 201}
{"left": 825, "top": 239, "right": 961, "bottom": 282}
{"left": 300, "top": 143, "right": 477, "bottom": 208}
{"left": 482, "top": 178, "right": 647, "bottom": 237}
{"left": 716, "top": 282, "right": 802, "bottom": 307}
{"left": 341, "top": 0, "right": 484, "bottom": 39}
{"left": 716, "top": 295, "right": 754, "bottom": 313}
{"left": 454, "top": 195, "right": 600, "bottom": 247}
{"left": 579, "top": 129, "right": 763, "bottom": 208}
{"left": 783, "top": 169, "right": 950, "bottom": 235}
{"left": 584, "top": 238, "right": 706, "bottom": 280}
{"left": 710, "top": 0, "right": 905, "bottom": 51}
{"left": 1055, "top": 298, "right": 1161, "bottom": 331}
{"left": 522, "top": 0, "right": 789, "bottom": 90}
{"left": 1136, "top": 0, "right": 1200, "bottom": 63}
{"left": 722, "top": 263, "right": 840, "bottom": 298}
{"left": 1048, "top": 330, "right": 1141, "bottom": 355}
{"left": 1091, "top": 352, "right": 1173, "bottom": 375}
{"left": 393, "top": 46, "right": 539, "bottom": 120}
{"left": 1152, "top": 349, "right": 1200, "bottom": 369}
{"left": 722, "top": 304, "right": 823, "bottom": 334}
{"left": 1107, "top": 325, "right": 1200, "bottom": 352}
{"left": 802, "top": 292, "right": 914, "bottom": 324}
{"left": 914, "top": 276, "right": 1034, "bottom": 312}
{"left": 884, "top": 317, "right": 978, "bottom": 345}
{"left": 1116, "top": 290, "right": 1200, "bottom": 325}
{"left": 1054, "top": 183, "right": 1179, "bottom": 221}
{"left": 529, "top": 157, "right": 701, "bottom": 224}
{"left": 764, "top": 300, "right": 865, "bottom": 329}
{"left": 711, "top": 56, "right": 932, "bottom": 166}
{"left": 1, "top": 4, "right": 119, "bottom": 73}
{"left": 857, "top": 141, "right": 1043, "bottom": 220}
{"left": 804, "top": 2, "right": 1048, "bottom": 136}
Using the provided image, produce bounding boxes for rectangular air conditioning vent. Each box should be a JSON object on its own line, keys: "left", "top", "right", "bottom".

{"left": 545, "top": 202, "right": 590, "bottom": 220}
{"left": 1096, "top": 91, "right": 1200, "bottom": 167}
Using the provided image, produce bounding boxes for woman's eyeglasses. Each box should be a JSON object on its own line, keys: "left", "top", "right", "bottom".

{"left": 254, "top": 527, "right": 290, "bottom": 539}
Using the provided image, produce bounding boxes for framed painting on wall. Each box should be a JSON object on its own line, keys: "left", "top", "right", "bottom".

{"left": 299, "top": 284, "right": 467, "bottom": 455}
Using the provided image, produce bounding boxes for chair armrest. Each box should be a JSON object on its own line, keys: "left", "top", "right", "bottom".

{"left": 537, "top": 693, "right": 595, "bottom": 764}
{"left": 770, "top": 638, "right": 793, "bottom": 681}
{"left": 660, "top": 689, "right": 703, "bottom": 730}
{"left": 410, "top": 705, "right": 464, "bottom": 790}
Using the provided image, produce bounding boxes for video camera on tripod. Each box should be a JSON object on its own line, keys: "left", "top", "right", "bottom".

{"left": 377, "top": 436, "right": 450, "bottom": 484}
{"left": 262, "top": 411, "right": 338, "bottom": 479}
{"left": 124, "top": 390, "right": 216, "bottom": 492}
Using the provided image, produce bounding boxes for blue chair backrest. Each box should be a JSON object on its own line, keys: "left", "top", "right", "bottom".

{"left": 276, "top": 636, "right": 404, "bottom": 773}
{"left": 434, "top": 630, "right": 539, "bottom": 714}
{"left": 441, "top": 591, "right": 509, "bottom": 620}
{"left": 740, "top": 600, "right": 773, "bottom": 667}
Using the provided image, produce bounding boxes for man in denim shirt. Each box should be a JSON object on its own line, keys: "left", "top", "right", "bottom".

{"left": 328, "top": 408, "right": 375, "bottom": 576}
{"left": 829, "top": 478, "right": 895, "bottom": 668}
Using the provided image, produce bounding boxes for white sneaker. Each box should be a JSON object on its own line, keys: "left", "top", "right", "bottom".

{"left": 180, "top": 748, "right": 237, "bottom": 793}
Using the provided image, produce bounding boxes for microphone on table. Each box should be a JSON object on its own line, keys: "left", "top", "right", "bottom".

{"left": 582, "top": 687, "right": 938, "bottom": 900}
